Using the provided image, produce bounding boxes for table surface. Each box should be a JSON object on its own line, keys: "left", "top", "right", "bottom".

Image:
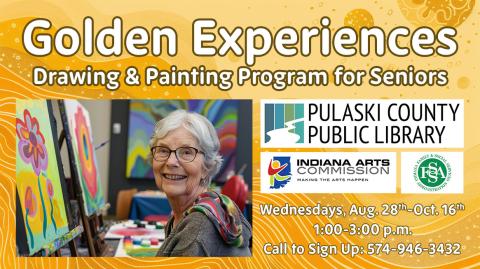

{"left": 104, "top": 220, "right": 165, "bottom": 257}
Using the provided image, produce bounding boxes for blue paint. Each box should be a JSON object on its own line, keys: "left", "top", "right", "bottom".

{"left": 83, "top": 134, "right": 89, "bottom": 160}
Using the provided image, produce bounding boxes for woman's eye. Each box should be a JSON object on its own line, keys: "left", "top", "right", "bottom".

{"left": 158, "top": 148, "right": 170, "bottom": 154}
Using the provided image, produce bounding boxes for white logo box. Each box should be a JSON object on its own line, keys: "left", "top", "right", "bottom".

{"left": 261, "top": 152, "right": 396, "bottom": 193}
{"left": 261, "top": 99, "right": 464, "bottom": 148}
{"left": 401, "top": 152, "right": 463, "bottom": 194}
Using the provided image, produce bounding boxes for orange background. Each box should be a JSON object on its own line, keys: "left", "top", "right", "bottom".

{"left": 1, "top": 0, "right": 479, "bottom": 268}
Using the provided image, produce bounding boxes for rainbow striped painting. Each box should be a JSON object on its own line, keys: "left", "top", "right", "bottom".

{"left": 126, "top": 100, "right": 239, "bottom": 182}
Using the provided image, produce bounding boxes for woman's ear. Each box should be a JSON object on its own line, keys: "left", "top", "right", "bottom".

{"left": 201, "top": 165, "right": 209, "bottom": 179}
{"left": 200, "top": 168, "right": 209, "bottom": 186}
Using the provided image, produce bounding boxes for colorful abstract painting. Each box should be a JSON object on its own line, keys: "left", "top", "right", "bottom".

{"left": 16, "top": 100, "right": 69, "bottom": 255}
{"left": 62, "top": 100, "right": 105, "bottom": 216}
{"left": 126, "top": 100, "right": 239, "bottom": 183}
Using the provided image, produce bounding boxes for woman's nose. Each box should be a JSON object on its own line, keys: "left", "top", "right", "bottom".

{"left": 165, "top": 151, "right": 179, "bottom": 166}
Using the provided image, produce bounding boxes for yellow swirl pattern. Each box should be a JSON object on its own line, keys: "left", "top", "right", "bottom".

{"left": 397, "top": 0, "right": 475, "bottom": 27}
{"left": 1, "top": 0, "right": 479, "bottom": 268}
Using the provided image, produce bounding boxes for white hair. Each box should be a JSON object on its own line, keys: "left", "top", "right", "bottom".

{"left": 149, "top": 109, "right": 223, "bottom": 185}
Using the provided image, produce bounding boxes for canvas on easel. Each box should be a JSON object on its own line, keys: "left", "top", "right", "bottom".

{"left": 16, "top": 100, "right": 70, "bottom": 255}
{"left": 60, "top": 100, "right": 105, "bottom": 216}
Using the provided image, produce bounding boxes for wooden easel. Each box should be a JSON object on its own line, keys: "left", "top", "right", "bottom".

{"left": 58, "top": 129, "right": 109, "bottom": 256}
{"left": 57, "top": 98, "right": 113, "bottom": 256}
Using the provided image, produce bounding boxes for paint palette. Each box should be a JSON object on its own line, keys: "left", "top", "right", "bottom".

{"left": 105, "top": 220, "right": 165, "bottom": 240}
{"left": 114, "top": 236, "right": 161, "bottom": 257}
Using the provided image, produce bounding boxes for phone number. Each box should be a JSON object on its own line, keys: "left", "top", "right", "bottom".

{"left": 367, "top": 243, "right": 461, "bottom": 255}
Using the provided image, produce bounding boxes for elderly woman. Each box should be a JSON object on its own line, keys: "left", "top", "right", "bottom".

{"left": 151, "top": 109, "right": 251, "bottom": 256}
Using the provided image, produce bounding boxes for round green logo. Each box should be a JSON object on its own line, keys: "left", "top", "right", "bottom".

{"left": 417, "top": 158, "right": 447, "bottom": 187}
{"left": 414, "top": 154, "right": 451, "bottom": 191}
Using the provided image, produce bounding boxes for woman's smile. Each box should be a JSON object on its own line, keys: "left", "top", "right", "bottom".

{"left": 162, "top": 173, "right": 187, "bottom": 181}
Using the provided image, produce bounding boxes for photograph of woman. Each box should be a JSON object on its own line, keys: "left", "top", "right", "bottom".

{"left": 151, "top": 110, "right": 252, "bottom": 256}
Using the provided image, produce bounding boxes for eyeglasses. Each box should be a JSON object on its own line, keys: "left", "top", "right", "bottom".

{"left": 151, "top": 146, "right": 204, "bottom": 163}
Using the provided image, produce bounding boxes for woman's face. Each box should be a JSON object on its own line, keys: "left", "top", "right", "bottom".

{"left": 152, "top": 127, "right": 206, "bottom": 200}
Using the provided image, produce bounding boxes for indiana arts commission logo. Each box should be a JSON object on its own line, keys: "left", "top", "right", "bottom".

{"left": 413, "top": 154, "right": 452, "bottom": 192}
{"left": 268, "top": 157, "right": 291, "bottom": 189}
{"left": 264, "top": 103, "right": 304, "bottom": 144}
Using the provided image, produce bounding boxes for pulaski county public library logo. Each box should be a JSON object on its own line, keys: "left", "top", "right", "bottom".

{"left": 267, "top": 157, "right": 292, "bottom": 189}
{"left": 264, "top": 103, "right": 304, "bottom": 145}
{"left": 413, "top": 154, "right": 452, "bottom": 192}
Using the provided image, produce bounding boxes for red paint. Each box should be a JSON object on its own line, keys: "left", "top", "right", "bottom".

{"left": 111, "top": 228, "right": 155, "bottom": 236}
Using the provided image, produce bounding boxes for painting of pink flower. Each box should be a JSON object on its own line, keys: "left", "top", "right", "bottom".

{"left": 74, "top": 106, "right": 98, "bottom": 198}
{"left": 16, "top": 109, "right": 48, "bottom": 176}
{"left": 46, "top": 179, "right": 54, "bottom": 198}
{"left": 24, "top": 186, "right": 37, "bottom": 217}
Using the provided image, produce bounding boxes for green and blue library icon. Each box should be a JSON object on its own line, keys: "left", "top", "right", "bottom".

{"left": 264, "top": 103, "right": 304, "bottom": 145}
